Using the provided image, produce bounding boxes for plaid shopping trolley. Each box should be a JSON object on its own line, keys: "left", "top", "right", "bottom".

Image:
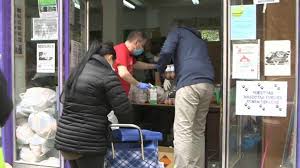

{"left": 105, "top": 124, "right": 163, "bottom": 168}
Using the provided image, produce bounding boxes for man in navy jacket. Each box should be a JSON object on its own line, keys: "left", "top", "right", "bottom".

{"left": 158, "top": 25, "right": 214, "bottom": 168}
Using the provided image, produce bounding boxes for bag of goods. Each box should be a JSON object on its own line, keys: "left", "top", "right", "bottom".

{"left": 16, "top": 104, "right": 30, "bottom": 118}
{"left": 156, "top": 86, "right": 167, "bottom": 103}
{"left": 164, "top": 98, "right": 175, "bottom": 106}
{"left": 129, "top": 86, "right": 148, "bottom": 104}
{"left": 29, "top": 134, "right": 54, "bottom": 157}
{"left": 20, "top": 147, "right": 45, "bottom": 162}
{"left": 44, "top": 105, "right": 56, "bottom": 115}
{"left": 16, "top": 123, "right": 34, "bottom": 145}
{"left": 164, "top": 65, "right": 175, "bottom": 80}
{"left": 19, "top": 87, "right": 56, "bottom": 114}
{"left": 28, "top": 112, "right": 57, "bottom": 139}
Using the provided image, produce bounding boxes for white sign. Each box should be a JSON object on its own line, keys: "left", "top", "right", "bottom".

{"left": 236, "top": 81, "right": 287, "bottom": 117}
{"left": 253, "top": 0, "right": 280, "bottom": 4}
{"left": 264, "top": 40, "right": 291, "bottom": 76}
{"left": 232, "top": 43, "right": 260, "bottom": 80}
{"left": 32, "top": 18, "right": 58, "bottom": 40}
{"left": 37, "top": 43, "right": 55, "bottom": 73}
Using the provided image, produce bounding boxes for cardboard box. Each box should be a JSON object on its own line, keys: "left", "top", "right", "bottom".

{"left": 158, "top": 146, "right": 174, "bottom": 168}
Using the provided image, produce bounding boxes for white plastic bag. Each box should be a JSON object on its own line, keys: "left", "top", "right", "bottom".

{"left": 28, "top": 112, "right": 57, "bottom": 139}
{"left": 16, "top": 104, "right": 30, "bottom": 118}
{"left": 19, "top": 87, "right": 56, "bottom": 114}
{"left": 20, "top": 147, "right": 45, "bottom": 162}
{"left": 107, "top": 111, "right": 119, "bottom": 130}
{"left": 129, "top": 87, "right": 148, "bottom": 104}
{"left": 16, "top": 123, "right": 34, "bottom": 145}
{"left": 29, "top": 134, "right": 54, "bottom": 157}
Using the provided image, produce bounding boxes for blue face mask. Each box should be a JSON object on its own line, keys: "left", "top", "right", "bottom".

{"left": 133, "top": 48, "right": 144, "bottom": 56}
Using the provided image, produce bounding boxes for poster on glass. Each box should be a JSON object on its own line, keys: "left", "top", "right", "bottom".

{"left": 32, "top": 18, "right": 58, "bottom": 41}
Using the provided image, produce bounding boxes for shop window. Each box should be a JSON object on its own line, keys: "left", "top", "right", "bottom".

{"left": 227, "top": 0, "right": 297, "bottom": 168}
{"left": 13, "top": 0, "right": 59, "bottom": 167}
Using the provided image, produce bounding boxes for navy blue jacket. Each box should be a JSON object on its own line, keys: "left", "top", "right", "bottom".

{"left": 158, "top": 26, "right": 214, "bottom": 90}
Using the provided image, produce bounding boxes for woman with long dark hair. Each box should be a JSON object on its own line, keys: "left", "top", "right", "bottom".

{"left": 55, "top": 41, "right": 132, "bottom": 168}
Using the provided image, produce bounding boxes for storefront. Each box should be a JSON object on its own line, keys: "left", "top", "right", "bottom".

{"left": 0, "top": 0, "right": 299, "bottom": 168}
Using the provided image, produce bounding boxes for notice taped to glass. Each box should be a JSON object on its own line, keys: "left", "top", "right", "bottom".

{"left": 236, "top": 81, "right": 287, "bottom": 117}
{"left": 37, "top": 43, "right": 55, "bottom": 73}
{"left": 253, "top": 0, "right": 280, "bottom": 4}
{"left": 232, "top": 43, "right": 260, "bottom": 80}
{"left": 38, "top": 0, "right": 57, "bottom": 18}
{"left": 264, "top": 40, "right": 291, "bottom": 76}
{"left": 32, "top": 18, "right": 58, "bottom": 41}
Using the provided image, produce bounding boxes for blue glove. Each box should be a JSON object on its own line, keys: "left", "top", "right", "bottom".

{"left": 136, "top": 82, "right": 151, "bottom": 90}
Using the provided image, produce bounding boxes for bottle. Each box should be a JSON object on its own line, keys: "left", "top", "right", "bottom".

{"left": 149, "top": 86, "right": 157, "bottom": 105}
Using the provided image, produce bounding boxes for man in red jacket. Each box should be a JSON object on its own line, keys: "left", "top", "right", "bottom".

{"left": 113, "top": 31, "right": 157, "bottom": 95}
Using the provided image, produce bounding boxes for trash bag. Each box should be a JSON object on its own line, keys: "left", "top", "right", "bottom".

{"left": 29, "top": 134, "right": 54, "bottom": 157}
{"left": 20, "top": 147, "right": 45, "bottom": 162}
{"left": 19, "top": 87, "right": 56, "bottom": 114}
{"left": 16, "top": 123, "right": 34, "bottom": 145}
{"left": 28, "top": 112, "right": 57, "bottom": 139}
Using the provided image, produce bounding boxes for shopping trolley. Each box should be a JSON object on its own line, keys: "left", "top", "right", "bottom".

{"left": 105, "top": 124, "right": 163, "bottom": 168}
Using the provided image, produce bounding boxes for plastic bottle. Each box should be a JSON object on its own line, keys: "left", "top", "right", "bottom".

{"left": 149, "top": 87, "right": 158, "bottom": 105}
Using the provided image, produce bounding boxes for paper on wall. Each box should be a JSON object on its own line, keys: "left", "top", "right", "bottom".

{"left": 231, "top": 5, "right": 257, "bottom": 40}
{"left": 264, "top": 40, "right": 291, "bottom": 76}
{"left": 232, "top": 43, "right": 260, "bottom": 80}
{"left": 38, "top": 0, "right": 58, "bottom": 18}
{"left": 70, "top": 40, "right": 82, "bottom": 70}
{"left": 236, "top": 81, "right": 287, "bottom": 117}
{"left": 37, "top": 43, "right": 55, "bottom": 73}
{"left": 253, "top": 0, "right": 280, "bottom": 4}
{"left": 32, "top": 18, "right": 58, "bottom": 41}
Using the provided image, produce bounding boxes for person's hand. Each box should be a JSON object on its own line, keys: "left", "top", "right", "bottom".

{"left": 136, "top": 82, "right": 151, "bottom": 90}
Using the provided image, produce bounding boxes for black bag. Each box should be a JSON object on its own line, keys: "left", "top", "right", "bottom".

{"left": 0, "top": 71, "right": 12, "bottom": 126}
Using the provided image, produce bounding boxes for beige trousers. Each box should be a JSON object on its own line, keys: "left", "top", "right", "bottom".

{"left": 174, "top": 83, "right": 214, "bottom": 168}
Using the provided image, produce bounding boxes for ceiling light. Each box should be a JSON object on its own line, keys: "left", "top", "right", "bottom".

{"left": 123, "top": 0, "right": 136, "bottom": 9}
{"left": 192, "top": 0, "right": 200, "bottom": 5}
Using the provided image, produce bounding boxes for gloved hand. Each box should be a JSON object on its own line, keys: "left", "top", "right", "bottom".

{"left": 136, "top": 82, "right": 151, "bottom": 90}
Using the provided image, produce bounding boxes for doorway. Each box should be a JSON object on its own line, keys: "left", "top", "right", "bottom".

{"left": 67, "top": 0, "right": 224, "bottom": 167}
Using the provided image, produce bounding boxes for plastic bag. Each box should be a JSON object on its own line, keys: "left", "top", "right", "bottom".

{"left": 107, "top": 111, "right": 119, "bottom": 130}
{"left": 29, "top": 134, "right": 54, "bottom": 157}
{"left": 28, "top": 112, "right": 57, "bottom": 139}
{"left": 129, "top": 87, "right": 148, "bottom": 104}
{"left": 16, "top": 104, "right": 30, "bottom": 118}
{"left": 156, "top": 86, "right": 167, "bottom": 103}
{"left": 16, "top": 123, "right": 34, "bottom": 145}
{"left": 20, "top": 147, "right": 45, "bottom": 162}
{"left": 19, "top": 87, "right": 56, "bottom": 114}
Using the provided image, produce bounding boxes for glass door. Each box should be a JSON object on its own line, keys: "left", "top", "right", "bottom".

{"left": 225, "top": 0, "right": 298, "bottom": 168}
{"left": 13, "top": 0, "right": 60, "bottom": 167}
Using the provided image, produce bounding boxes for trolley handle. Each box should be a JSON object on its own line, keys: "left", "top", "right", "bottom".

{"left": 109, "top": 124, "right": 145, "bottom": 160}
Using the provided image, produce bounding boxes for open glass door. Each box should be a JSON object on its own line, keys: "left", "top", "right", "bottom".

{"left": 225, "top": 0, "right": 298, "bottom": 168}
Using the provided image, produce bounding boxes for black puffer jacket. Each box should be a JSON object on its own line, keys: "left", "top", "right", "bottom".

{"left": 55, "top": 54, "right": 132, "bottom": 155}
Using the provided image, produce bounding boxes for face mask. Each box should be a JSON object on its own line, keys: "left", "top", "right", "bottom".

{"left": 133, "top": 48, "right": 144, "bottom": 56}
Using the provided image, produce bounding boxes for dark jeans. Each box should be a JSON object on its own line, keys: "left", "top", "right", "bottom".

{"left": 69, "top": 155, "right": 105, "bottom": 168}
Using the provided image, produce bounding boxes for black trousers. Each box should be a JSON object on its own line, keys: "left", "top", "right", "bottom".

{"left": 69, "top": 155, "right": 105, "bottom": 168}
